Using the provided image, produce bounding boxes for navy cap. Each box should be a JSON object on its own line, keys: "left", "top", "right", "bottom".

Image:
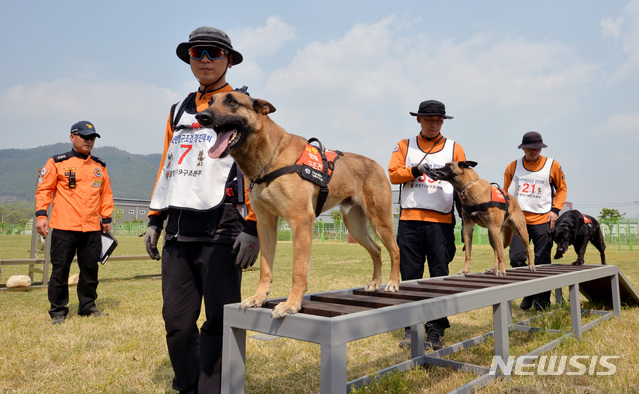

{"left": 70, "top": 121, "right": 100, "bottom": 138}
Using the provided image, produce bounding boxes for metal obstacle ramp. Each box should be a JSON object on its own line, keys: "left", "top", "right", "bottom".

{"left": 221, "top": 264, "right": 638, "bottom": 394}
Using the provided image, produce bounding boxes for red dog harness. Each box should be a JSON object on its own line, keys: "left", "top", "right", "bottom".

{"left": 462, "top": 184, "right": 511, "bottom": 219}
{"left": 250, "top": 138, "right": 343, "bottom": 217}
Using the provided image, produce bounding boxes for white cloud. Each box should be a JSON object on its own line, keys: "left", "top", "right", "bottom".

{"left": 603, "top": 0, "right": 639, "bottom": 81}
{"left": 592, "top": 112, "right": 639, "bottom": 139}
{"left": 230, "top": 17, "right": 297, "bottom": 89}
{"left": 234, "top": 16, "right": 297, "bottom": 58}
{"left": 0, "top": 78, "right": 181, "bottom": 153}
{"left": 252, "top": 16, "right": 603, "bottom": 177}
{"left": 601, "top": 16, "right": 624, "bottom": 39}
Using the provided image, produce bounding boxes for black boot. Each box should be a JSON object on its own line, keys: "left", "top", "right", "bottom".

{"left": 510, "top": 260, "right": 528, "bottom": 268}
{"left": 520, "top": 296, "right": 533, "bottom": 310}
{"left": 425, "top": 322, "right": 445, "bottom": 351}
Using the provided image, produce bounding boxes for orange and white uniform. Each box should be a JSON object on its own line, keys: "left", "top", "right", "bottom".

{"left": 388, "top": 134, "right": 466, "bottom": 223}
{"left": 147, "top": 84, "right": 256, "bottom": 242}
{"left": 504, "top": 156, "right": 567, "bottom": 225}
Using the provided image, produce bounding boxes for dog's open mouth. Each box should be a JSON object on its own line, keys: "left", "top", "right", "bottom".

{"left": 208, "top": 124, "right": 242, "bottom": 159}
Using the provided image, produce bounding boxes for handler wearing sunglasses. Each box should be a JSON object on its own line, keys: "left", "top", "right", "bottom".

{"left": 35, "top": 121, "right": 113, "bottom": 325}
{"left": 145, "top": 27, "right": 259, "bottom": 394}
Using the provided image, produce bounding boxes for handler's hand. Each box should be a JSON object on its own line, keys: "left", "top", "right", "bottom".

{"left": 232, "top": 232, "right": 260, "bottom": 269}
{"left": 144, "top": 226, "right": 161, "bottom": 260}
{"left": 36, "top": 218, "right": 49, "bottom": 236}
{"left": 548, "top": 211, "right": 559, "bottom": 230}
{"left": 418, "top": 162, "right": 430, "bottom": 174}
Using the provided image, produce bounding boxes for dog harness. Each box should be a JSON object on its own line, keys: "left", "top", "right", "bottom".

{"left": 249, "top": 138, "right": 343, "bottom": 217}
{"left": 462, "top": 183, "right": 511, "bottom": 219}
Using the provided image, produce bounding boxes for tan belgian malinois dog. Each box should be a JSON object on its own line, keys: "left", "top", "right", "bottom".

{"left": 196, "top": 92, "right": 400, "bottom": 318}
{"left": 422, "top": 161, "right": 535, "bottom": 276}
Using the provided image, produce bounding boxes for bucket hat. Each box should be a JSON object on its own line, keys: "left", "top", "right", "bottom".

{"left": 176, "top": 26, "right": 243, "bottom": 65}
{"left": 409, "top": 100, "right": 453, "bottom": 119}
{"left": 518, "top": 131, "right": 547, "bottom": 149}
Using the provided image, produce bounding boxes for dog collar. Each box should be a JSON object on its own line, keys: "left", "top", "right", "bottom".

{"left": 459, "top": 179, "right": 479, "bottom": 200}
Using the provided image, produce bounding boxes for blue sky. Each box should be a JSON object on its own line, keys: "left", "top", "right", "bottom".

{"left": 1, "top": 0, "right": 638, "bottom": 218}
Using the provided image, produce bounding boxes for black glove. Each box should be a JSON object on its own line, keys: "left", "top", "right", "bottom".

{"left": 232, "top": 231, "right": 260, "bottom": 269}
{"left": 418, "top": 162, "right": 430, "bottom": 174}
{"left": 144, "top": 226, "right": 161, "bottom": 260}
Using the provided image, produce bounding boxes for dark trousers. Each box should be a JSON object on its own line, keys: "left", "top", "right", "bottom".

{"left": 509, "top": 222, "right": 553, "bottom": 307}
{"left": 48, "top": 229, "right": 101, "bottom": 318}
{"left": 162, "top": 240, "right": 242, "bottom": 394}
{"left": 397, "top": 220, "right": 456, "bottom": 329}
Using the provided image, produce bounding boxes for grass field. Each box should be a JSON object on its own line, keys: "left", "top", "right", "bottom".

{"left": 1, "top": 234, "right": 638, "bottom": 393}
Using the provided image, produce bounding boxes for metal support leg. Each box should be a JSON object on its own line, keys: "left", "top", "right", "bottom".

{"left": 569, "top": 284, "right": 583, "bottom": 338}
{"left": 221, "top": 325, "right": 246, "bottom": 394}
{"left": 321, "top": 340, "right": 347, "bottom": 394}
{"left": 507, "top": 301, "right": 513, "bottom": 327}
{"left": 555, "top": 287, "right": 563, "bottom": 305}
{"left": 611, "top": 273, "right": 621, "bottom": 316}
{"left": 493, "top": 302, "right": 509, "bottom": 374}
{"left": 410, "top": 323, "right": 425, "bottom": 359}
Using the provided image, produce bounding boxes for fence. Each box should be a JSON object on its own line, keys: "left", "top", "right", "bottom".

{"left": 278, "top": 218, "right": 639, "bottom": 250}
{"left": 600, "top": 218, "right": 637, "bottom": 252}
{"left": 3, "top": 218, "right": 638, "bottom": 250}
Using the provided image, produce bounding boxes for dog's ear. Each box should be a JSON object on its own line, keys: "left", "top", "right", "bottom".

{"left": 461, "top": 161, "right": 478, "bottom": 168}
{"left": 254, "top": 98, "right": 276, "bottom": 115}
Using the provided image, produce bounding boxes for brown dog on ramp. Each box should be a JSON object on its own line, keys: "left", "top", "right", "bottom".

{"left": 423, "top": 161, "right": 535, "bottom": 276}
{"left": 195, "top": 92, "right": 400, "bottom": 318}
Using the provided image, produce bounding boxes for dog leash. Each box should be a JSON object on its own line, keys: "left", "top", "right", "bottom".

{"left": 415, "top": 134, "right": 444, "bottom": 167}
{"left": 398, "top": 134, "right": 444, "bottom": 205}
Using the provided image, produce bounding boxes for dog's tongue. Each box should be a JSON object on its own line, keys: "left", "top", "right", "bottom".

{"left": 208, "top": 130, "right": 234, "bottom": 159}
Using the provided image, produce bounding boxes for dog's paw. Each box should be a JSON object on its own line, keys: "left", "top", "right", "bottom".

{"left": 384, "top": 280, "right": 400, "bottom": 292}
{"left": 240, "top": 296, "right": 263, "bottom": 309}
{"left": 271, "top": 301, "right": 300, "bottom": 318}
{"left": 528, "top": 265, "right": 536, "bottom": 272}
{"left": 364, "top": 279, "right": 381, "bottom": 292}
{"left": 485, "top": 267, "right": 497, "bottom": 274}
{"left": 495, "top": 271, "right": 507, "bottom": 277}
{"left": 457, "top": 269, "right": 470, "bottom": 276}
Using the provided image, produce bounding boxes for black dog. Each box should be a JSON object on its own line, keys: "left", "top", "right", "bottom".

{"left": 552, "top": 210, "right": 606, "bottom": 265}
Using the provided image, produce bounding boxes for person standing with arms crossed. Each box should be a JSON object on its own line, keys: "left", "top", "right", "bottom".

{"left": 505, "top": 131, "right": 567, "bottom": 311}
{"left": 143, "top": 26, "right": 259, "bottom": 394}
{"left": 388, "top": 100, "right": 466, "bottom": 351}
{"left": 35, "top": 121, "right": 113, "bottom": 325}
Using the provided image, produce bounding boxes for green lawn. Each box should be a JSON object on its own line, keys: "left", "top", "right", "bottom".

{"left": 1, "top": 234, "right": 638, "bottom": 393}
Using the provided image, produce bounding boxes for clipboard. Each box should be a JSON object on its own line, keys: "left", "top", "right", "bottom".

{"left": 100, "top": 230, "right": 118, "bottom": 265}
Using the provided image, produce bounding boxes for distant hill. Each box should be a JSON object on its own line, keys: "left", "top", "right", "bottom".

{"left": 0, "top": 144, "right": 162, "bottom": 204}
